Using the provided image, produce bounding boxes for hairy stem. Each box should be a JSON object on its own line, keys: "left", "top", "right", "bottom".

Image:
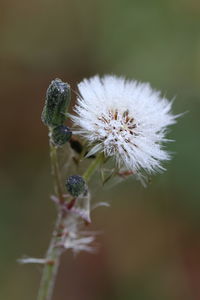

{"left": 37, "top": 145, "right": 104, "bottom": 300}
{"left": 37, "top": 138, "right": 66, "bottom": 300}
{"left": 37, "top": 213, "right": 64, "bottom": 300}
{"left": 49, "top": 140, "right": 64, "bottom": 203}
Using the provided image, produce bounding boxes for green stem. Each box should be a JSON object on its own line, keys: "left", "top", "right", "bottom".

{"left": 37, "top": 146, "right": 104, "bottom": 300}
{"left": 37, "top": 137, "right": 66, "bottom": 300}
{"left": 83, "top": 152, "right": 105, "bottom": 182}
{"left": 49, "top": 141, "right": 64, "bottom": 202}
{"left": 37, "top": 213, "right": 64, "bottom": 300}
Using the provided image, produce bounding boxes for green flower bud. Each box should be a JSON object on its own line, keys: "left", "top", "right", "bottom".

{"left": 41, "top": 78, "right": 71, "bottom": 127}
{"left": 51, "top": 125, "right": 72, "bottom": 147}
{"left": 65, "top": 175, "right": 86, "bottom": 197}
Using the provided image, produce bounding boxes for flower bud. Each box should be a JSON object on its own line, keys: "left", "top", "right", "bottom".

{"left": 65, "top": 175, "right": 86, "bottom": 197}
{"left": 51, "top": 125, "right": 72, "bottom": 146}
{"left": 41, "top": 78, "right": 71, "bottom": 127}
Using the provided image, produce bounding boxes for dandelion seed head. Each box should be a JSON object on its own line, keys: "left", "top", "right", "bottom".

{"left": 72, "top": 75, "right": 177, "bottom": 174}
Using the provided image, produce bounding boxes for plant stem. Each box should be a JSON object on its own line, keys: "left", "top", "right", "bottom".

{"left": 37, "top": 138, "right": 66, "bottom": 300}
{"left": 83, "top": 152, "right": 105, "bottom": 182}
{"left": 49, "top": 140, "right": 64, "bottom": 203}
{"left": 37, "top": 213, "right": 64, "bottom": 300}
{"left": 37, "top": 146, "right": 104, "bottom": 300}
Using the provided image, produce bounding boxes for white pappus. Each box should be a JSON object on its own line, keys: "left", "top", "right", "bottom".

{"left": 71, "top": 75, "right": 177, "bottom": 175}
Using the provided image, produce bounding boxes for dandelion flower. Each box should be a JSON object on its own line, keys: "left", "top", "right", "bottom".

{"left": 72, "top": 75, "right": 177, "bottom": 174}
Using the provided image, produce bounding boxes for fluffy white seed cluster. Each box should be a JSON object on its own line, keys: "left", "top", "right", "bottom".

{"left": 72, "top": 75, "right": 177, "bottom": 174}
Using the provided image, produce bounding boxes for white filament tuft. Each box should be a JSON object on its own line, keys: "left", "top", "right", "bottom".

{"left": 71, "top": 75, "right": 177, "bottom": 174}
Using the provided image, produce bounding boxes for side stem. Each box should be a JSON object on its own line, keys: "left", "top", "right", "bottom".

{"left": 83, "top": 152, "right": 105, "bottom": 182}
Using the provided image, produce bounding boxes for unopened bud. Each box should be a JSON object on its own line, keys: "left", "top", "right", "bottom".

{"left": 65, "top": 175, "right": 86, "bottom": 197}
{"left": 51, "top": 125, "right": 72, "bottom": 146}
{"left": 41, "top": 78, "right": 71, "bottom": 127}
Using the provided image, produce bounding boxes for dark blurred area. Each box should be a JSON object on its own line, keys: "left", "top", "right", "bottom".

{"left": 1, "top": 0, "right": 200, "bottom": 299}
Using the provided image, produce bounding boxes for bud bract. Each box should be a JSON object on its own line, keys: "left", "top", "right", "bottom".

{"left": 41, "top": 78, "right": 71, "bottom": 127}
{"left": 51, "top": 125, "right": 72, "bottom": 146}
{"left": 65, "top": 175, "right": 87, "bottom": 197}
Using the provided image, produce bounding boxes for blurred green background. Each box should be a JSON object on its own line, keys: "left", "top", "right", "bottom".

{"left": 1, "top": 0, "right": 200, "bottom": 299}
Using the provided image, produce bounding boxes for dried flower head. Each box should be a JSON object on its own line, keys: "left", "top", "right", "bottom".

{"left": 72, "top": 75, "right": 177, "bottom": 174}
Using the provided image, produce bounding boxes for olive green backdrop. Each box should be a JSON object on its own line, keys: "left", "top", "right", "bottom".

{"left": 1, "top": 0, "right": 200, "bottom": 299}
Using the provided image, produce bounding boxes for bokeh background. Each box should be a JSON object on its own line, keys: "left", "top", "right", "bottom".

{"left": 1, "top": 0, "right": 200, "bottom": 299}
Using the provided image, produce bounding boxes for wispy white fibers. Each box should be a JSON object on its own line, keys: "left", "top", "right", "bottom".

{"left": 72, "top": 75, "right": 177, "bottom": 175}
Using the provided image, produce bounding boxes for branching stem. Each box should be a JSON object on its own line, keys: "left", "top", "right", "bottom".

{"left": 37, "top": 142, "right": 105, "bottom": 300}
